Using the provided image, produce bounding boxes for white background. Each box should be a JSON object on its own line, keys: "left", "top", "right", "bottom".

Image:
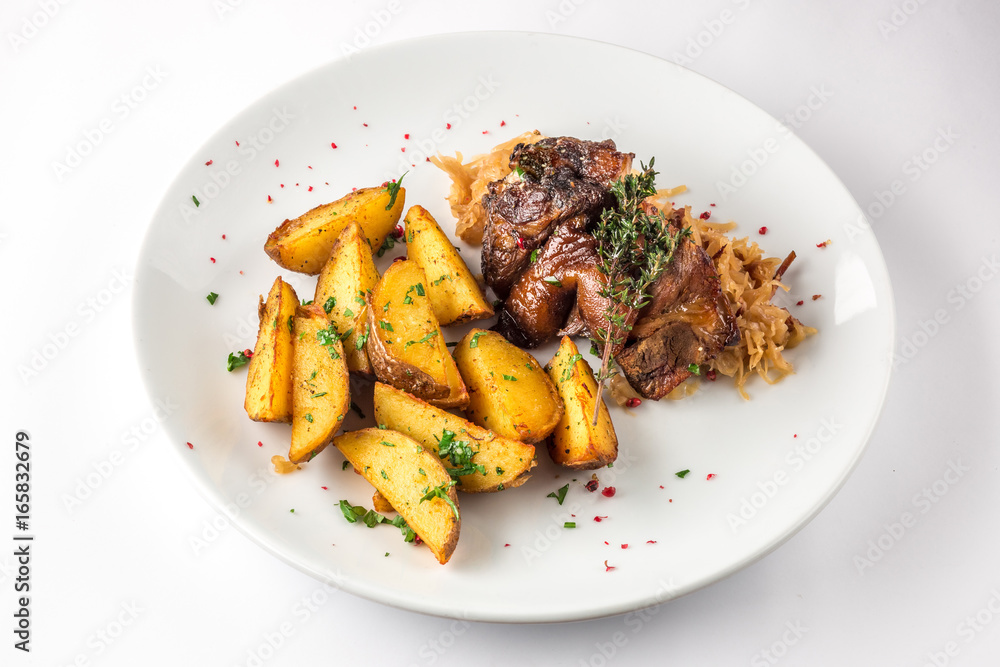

{"left": 2, "top": 1, "right": 999, "bottom": 665}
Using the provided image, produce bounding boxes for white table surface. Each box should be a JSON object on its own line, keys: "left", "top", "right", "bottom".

{"left": 3, "top": 1, "right": 999, "bottom": 665}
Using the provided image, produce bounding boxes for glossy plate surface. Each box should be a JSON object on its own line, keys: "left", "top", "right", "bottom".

{"left": 134, "top": 32, "right": 894, "bottom": 622}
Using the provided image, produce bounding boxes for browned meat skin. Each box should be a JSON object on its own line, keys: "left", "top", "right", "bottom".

{"left": 510, "top": 137, "right": 634, "bottom": 185}
{"left": 481, "top": 137, "right": 634, "bottom": 300}
{"left": 496, "top": 216, "right": 638, "bottom": 350}
{"left": 616, "top": 205, "right": 740, "bottom": 399}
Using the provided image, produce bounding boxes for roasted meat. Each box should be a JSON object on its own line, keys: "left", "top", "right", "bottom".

{"left": 615, "top": 206, "right": 740, "bottom": 399}
{"left": 481, "top": 137, "right": 633, "bottom": 300}
{"left": 482, "top": 136, "right": 739, "bottom": 400}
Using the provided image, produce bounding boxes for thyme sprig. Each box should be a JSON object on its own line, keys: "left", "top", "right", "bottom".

{"left": 590, "top": 159, "right": 689, "bottom": 424}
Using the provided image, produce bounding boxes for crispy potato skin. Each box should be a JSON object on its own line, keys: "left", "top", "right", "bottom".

{"left": 404, "top": 205, "right": 493, "bottom": 326}
{"left": 313, "top": 221, "right": 380, "bottom": 377}
{"left": 365, "top": 260, "right": 468, "bottom": 408}
{"left": 545, "top": 336, "right": 618, "bottom": 469}
{"left": 265, "top": 186, "right": 405, "bottom": 275}
{"left": 245, "top": 277, "right": 298, "bottom": 423}
{"left": 453, "top": 329, "right": 563, "bottom": 443}
{"left": 334, "top": 428, "right": 460, "bottom": 564}
{"left": 373, "top": 382, "right": 536, "bottom": 493}
{"left": 289, "top": 306, "right": 351, "bottom": 463}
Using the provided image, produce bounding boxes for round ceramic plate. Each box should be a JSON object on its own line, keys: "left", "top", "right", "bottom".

{"left": 133, "top": 32, "right": 894, "bottom": 623}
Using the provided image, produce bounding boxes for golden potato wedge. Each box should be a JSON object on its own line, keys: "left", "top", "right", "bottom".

{"left": 265, "top": 184, "right": 405, "bottom": 275}
{"left": 545, "top": 337, "right": 618, "bottom": 469}
{"left": 403, "top": 205, "right": 493, "bottom": 326}
{"left": 373, "top": 382, "right": 536, "bottom": 493}
{"left": 372, "top": 490, "right": 394, "bottom": 514}
{"left": 365, "top": 260, "right": 468, "bottom": 408}
{"left": 313, "top": 221, "right": 380, "bottom": 376}
{"left": 334, "top": 428, "right": 460, "bottom": 564}
{"left": 245, "top": 277, "right": 298, "bottom": 422}
{"left": 453, "top": 329, "right": 563, "bottom": 443}
{"left": 289, "top": 306, "right": 351, "bottom": 463}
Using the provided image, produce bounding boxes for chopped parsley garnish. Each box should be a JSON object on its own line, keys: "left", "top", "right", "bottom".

{"left": 547, "top": 483, "right": 569, "bottom": 505}
{"left": 310, "top": 392, "right": 327, "bottom": 398}
{"left": 354, "top": 294, "right": 366, "bottom": 305}
{"left": 206, "top": 292, "right": 219, "bottom": 305}
{"left": 377, "top": 234, "right": 396, "bottom": 258}
{"left": 543, "top": 276, "right": 562, "bottom": 287}
{"left": 404, "top": 330, "right": 438, "bottom": 349}
{"left": 435, "top": 429, "right": 486, "bottom": 480}
{"left": 342, "top": 461, "right": 350, "bottom": 471}
{"left": 502, "top": 374, "right": 518, "bottom": 381}
{"left": 226, "top": 350, "right": 251, "bottom": 372}
{"left": 192, "top": 194, "right": 200, "bottom": 207}
{"left": 304, "top": 413, "right": 314, "bottom": 423}
{"left": 286, "top": 316, "right": 294, "bottom": 333}
{"left": 415, "top": 283, "right": 425, "bottom": 296}
{"left": 495, "top": 466, "right": 505, "bottom": 475}
{"left": 316, "top": 324, "right": 342, "bottom": 359}
{"left": 432, "top": 274, "right": 452, "bottom": 286}
{"left": 687, "top": 363, "right": 700, "bottom": 375}
{"left": 469, "top": 331, "right": 487, "bottom": 348}
{"left": 323, "top": 296, "right": 336, "bottom": 313}
{"left": 381, "top": 440, "right": 396, "bottom": 447}
{"left": 385, "top": 171, "right": 406, "bottom": 211}
{"left": 420, "top": 481, "right": 459, "bottom": 520}
{"left": 338, "top": 500, "right": 415, "bottom": 542}
{"left": 675, "top": 469, "right": 690, "bottom": 478}
{"left": 379, "top": 320, "right": 394, "bottom": 332}
{"left": 564, "top": 522, "right": 576, "bottom": 529}
{"left": 301, "top": 299, "right": 313, "bottom": 305}
{"left": 561, "top": 353, "right": 584, "bottom": 381}
{"left": 590, "top": 342, "right": 600, "bottom": 357}
{"left": 530, "top": 249, "right": 538, "bottom": 263}
{"left": 380, "top": 470, "right": 388, "bottom": 480}
{"left": 355, "top": 323, "right": 370, "bottom": 350}
{"left": 343, "top": 307, "right": 354, "bottom": 318}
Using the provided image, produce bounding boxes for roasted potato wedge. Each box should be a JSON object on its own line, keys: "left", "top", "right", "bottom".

{"left": 453, "top": 329, "right": 563, "bottom": 443}
{"left": 403, "top": 205, "right": 493, "bottom": 326}
{"left": 245, "top": 277, "right": 298, "bottom": 422}
{"left": 545, "top": 337, "right": 618, "bottom": 469}
{"left": 373, "top": 382, "right": 536, "bottom": 493}
{"left": 289, "top": 306, "right": 351, "bottom": 463}
{"left": 372, "top": 490, "right": 394, "bottom": 514}
{"left": 366, "top": 260, "right": 468, "bottom": 408}
{"left": 313, "top": 221, "right": 380, "bottom": 376}
{"left": 265, "top": 184, "right": 405, "bottom": 275}
{"left": 334, "top": 428, "right": 460, "bottom": 564}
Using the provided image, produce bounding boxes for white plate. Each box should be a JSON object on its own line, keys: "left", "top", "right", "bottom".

{"left": 133, "top": 32, "right": 894, "bottom": 623}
